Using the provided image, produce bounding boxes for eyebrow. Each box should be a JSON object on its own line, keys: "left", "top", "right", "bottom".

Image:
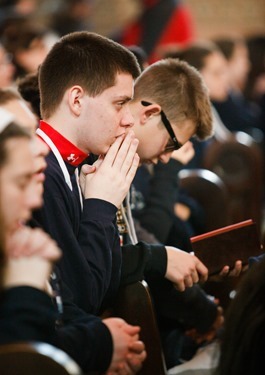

{"left": 114, "top": 96, "right": 133, "bottom": 102}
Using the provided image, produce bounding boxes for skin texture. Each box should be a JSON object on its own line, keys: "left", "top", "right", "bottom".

{"left": 0, "top": 46, "right": 15, "bottom": 88}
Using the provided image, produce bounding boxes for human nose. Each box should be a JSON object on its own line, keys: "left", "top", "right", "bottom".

{"left": 121, "top": 105, "right": 134, "bottom": 128}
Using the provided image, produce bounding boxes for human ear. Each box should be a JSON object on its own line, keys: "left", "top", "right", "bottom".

{"left": 68, "top": 86, "right": 84, "bottom": 116}
{"left": 142, "top": 103, "right": 161, "bottom": 123}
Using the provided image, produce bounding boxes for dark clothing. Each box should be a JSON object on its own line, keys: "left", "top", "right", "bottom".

{"left": 133, "top": 160, "right": 205, "bottom": 249}
{"left": 133, "top": 160, "right": 180, "bottom": 244}
{"left": 31, "top": 146, "right": 168, "bottom": 370}
{"left": 54, "top": 280, "right": 113, "bottom": 373}
{"left": 0, "top": 284, "right": 113, "bottom": 373}
{"left": 32, "top": 126, "right": 214, "bottom": 370}
{"left": 212, "top": 92, "right": 263, "bottom": 137}
{"left": 33, "top": 152, "right": 121, "bottom": 315}
{"left": 131, "top": 161, "right": 217, "bottom": 367}
{"left": 32, "top": 151, "right": 168, "bottom": 313}
{"left": 0, "top": 286, "right": 56, "bottom": 344}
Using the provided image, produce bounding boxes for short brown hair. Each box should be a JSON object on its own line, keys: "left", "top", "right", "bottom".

{"left": 39, "top": 31, "right": 141, "bottom": 119}
{"left": 133, "top": 58, "right": 213, "bottom": 140}
{"left": 165, "top": 41, "right": 220, "bottom": 71}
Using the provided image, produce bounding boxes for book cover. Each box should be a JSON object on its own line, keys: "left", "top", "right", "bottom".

{"left": 190, "top": 219, "right": 263, "bottom": 275}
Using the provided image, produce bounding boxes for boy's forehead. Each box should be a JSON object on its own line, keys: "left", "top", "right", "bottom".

{"left": 101, "top": 72, "right": 134, "bottom": 98}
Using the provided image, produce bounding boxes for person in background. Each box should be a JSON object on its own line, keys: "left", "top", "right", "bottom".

{"left": 213, "top": 36, "right": 263, "bottom": 139}
{"left": 0, "top": 116, "right": 61, "bottom": 345}
{"left": 245, "top": 34, "right": 265, "bottom": 138}
{"left": 117, "top": 0, "right": 195, "bottom": 63}
{"left": 218, "top": 256, "right": 265, "bottom": 375}
{"left": 0, "top": 18, "right": 58, "bottom": 79}
{"left": 0, "top": 43, "right": 15, "bottom": 88}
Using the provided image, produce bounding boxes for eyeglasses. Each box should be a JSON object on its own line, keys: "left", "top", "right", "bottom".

{"left": 141, "top": 101, "right": 182, "bottom": 152}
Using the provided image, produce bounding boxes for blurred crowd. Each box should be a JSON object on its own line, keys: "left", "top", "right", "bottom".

{"left": 0, "top": 0, "right": 264, "bottom": 140}
{"left": 0, "top": 2, "right": 264, "bottom": 373}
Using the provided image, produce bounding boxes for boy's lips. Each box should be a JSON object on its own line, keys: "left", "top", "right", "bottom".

{"left": 34, "top": 163, "right": 47, "bottom": 182}
{"left": 35, "top": 171, "right": 46, "bottom": 182}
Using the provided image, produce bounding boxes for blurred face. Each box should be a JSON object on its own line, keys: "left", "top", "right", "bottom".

{"left": 201, "top": 51, "right": 229, "bottom": 101}
{"left": 27, "top": 136, "right": 49, "bottom": 208}
{"left": 16, "top": 37, "right": 50, "bottom": 74}
{"left": 0, "top": 138, "right": 35, "bottom": 235}
{"left": 228, "top": 43, "right": 250, "bottom": 90}
{"left": 0, "top": 46, "right": 15, "bottom": 88}
{"left": 79, "top": 73, "right": 135, "bottom": 155}
{"left": 0, "top": 99, "right": 49, "bottom": 207}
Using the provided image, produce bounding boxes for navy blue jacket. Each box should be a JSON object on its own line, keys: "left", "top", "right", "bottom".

{"left": 0, "top": 285, "right": 112, "bottom": 373}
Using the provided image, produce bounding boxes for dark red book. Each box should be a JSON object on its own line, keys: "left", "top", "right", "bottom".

{"left": 190, "top": 219, "right": 263, "bottom": 275}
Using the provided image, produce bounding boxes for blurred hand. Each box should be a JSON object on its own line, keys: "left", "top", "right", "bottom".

{"left": 6, "top": 226, "right": 61, "bottom": 261}
{"left": 103, "top": 317, "right": 146, "bottom": 375}
{"left": 165, "top": 246, "right": 208, "bottom": 291}
{"left": 174, "top": 202, "right": 191, "bottom": 221}
{"left": 210, "top": 260, "right": 247, "bottom": 281}
{"left": 3, "top": 226, "right": 61, "bottom": 291}
{"left": 171, "top": 141, "right": 195, "bottom": 165}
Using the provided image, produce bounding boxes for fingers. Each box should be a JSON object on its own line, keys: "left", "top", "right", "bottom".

{"left": 182, "top": 267, "right": 200, "bottom": 288}
{"left": 127, "top": 350, "right": 147, "bottom": 372}
{"left": 103, "top": 133, "right": 127, "bottom": 167}
{"left": 119, "top": 137, "right": 139, "bottom": 176}
{"left": 125, "top": 153, "right": 140, "bottom": 184}
{"left": 194, "top": 257, "right": 208, "bottom": 282}
{"left": 166, "top": 247, "right": 209, "bottom": 291}
{"left": 218, "top": 260, "right": 243, "bottom": 279}
{"left": 229, "top": 260, "right": 242, "bottom": 277}
{"left": 122, "top": 323, "right": 140, "bottom": 337}
{"left": 6, "top": 227, "right": 61, "bottom": 262}
{"left": 129, "top": 340, "right": 145, "bottom": 354}
{"left": 175, "top": 280, "right": 185, "bottom": 292}
{"left": 103, "top": 131, "right": 139, "bottom": 174}
{"left": 219, "top": 265, "right": 230, "bottom": 277}
{"left": 79, "top": 163, "right": 97, "bottom": 194}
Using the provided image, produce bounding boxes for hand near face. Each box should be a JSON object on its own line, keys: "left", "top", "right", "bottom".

{"left": 171, "top": 141, "right": 195, "bottom": 165}
{"left": 81, "top": 130, "right": 140, "bottom": 208}
{"left": 165, "top": 246, "right": 208, "bottom": 291}
{"left": 3, "top": 226, "right": 61, "bottom": 291}
{"left": 103, "top": 318, "right": 146, "bottom": 375}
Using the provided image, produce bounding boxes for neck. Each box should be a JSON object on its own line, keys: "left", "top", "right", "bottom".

{"left": 44, "top": 113, "right": 78, "bottom": 146}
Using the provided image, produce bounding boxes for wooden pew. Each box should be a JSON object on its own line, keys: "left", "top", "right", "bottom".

{"left": 178, "top": 168, "right": 229, "bottom": 231}
{"left": 112, "top": 280, "right": 167, "bottom": 375}
{"left": 202, "top": 131, "right": 264, "bottom": 236}
{"left": 0, "top": 342, "right": 84, "bottom": 375}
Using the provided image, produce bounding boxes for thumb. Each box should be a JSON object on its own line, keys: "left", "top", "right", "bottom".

{"left": 80, "top": 164, "right": 96, "bottom": 175}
